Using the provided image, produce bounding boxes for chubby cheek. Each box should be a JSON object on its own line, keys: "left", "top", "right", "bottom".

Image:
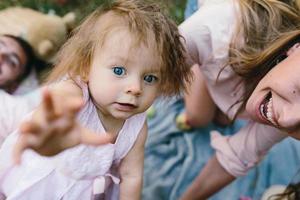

{"left": 141, "top": 89, "right": 160, "bottom": 110}
{"left": 245, "top": 78, "right": 267, "bottom": 112}
{"left": 142, "top": 96, "right": 155, "bottom": 110}
{"left": 245, "top": 90, "right": 258, "bottom": 113}
{"left": 245, "top": 101, "right": 251, "bottom": 115}
{"left": 99, "top": 82, "right": 120, "bottom": 102}
{"left": 88, "top": 77, "right": 119, "bottom": 104}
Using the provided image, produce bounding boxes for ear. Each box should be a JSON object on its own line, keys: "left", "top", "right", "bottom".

{"left": 38, "top": 40, "right": 54, "bottom": 58}
{"left": 62, "top": 12, "right": 76, "bottom": 31}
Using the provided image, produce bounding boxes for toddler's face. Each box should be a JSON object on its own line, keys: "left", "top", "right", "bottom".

{"left": 246, "top": 43, "right": 300, "bottom": 139}
{"left": 88, "top": 29, "right": 161, "bottom": 121}
{"left": 0, "top": 36, "right": 27, "bottom": 92}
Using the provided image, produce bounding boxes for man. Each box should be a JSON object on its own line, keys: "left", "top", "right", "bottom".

{"left": 0, "top": 35, "right": 37, "bottom": 94}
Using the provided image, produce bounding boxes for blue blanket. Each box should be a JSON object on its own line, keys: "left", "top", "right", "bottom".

{"left": 142, "top": 96, "right": 300, "bottom": 200}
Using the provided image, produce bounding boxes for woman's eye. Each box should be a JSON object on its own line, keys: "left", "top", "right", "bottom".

{"left": 144, "top": 75, "right": 157, "bottom": 84}
{"left": 113, "top": 66, "right": 125, "bottom": 76}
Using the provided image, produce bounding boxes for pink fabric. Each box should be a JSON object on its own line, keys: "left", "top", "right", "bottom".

{"left": 179, "top": 0, "right": 286, "bottom": 177}
{"left": 0, "top": 80, "right": 146, "bottom": 199}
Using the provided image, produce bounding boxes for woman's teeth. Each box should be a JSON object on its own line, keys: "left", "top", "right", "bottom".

{"left": 260, "top": 97, "right": 276, "bottom": 125}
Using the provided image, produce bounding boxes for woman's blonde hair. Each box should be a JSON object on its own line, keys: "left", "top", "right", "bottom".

{"left": 227, "top": 0, "right": 300, "bottom": 119}
{"left": 47, "top": 0, "right": 192, "bottom": 96}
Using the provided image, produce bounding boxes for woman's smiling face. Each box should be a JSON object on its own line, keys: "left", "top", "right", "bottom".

{"left": 246, "top": 43, "right": 300, "bottom": 139}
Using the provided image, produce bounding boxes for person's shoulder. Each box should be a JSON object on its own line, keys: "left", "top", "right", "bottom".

{"left": 200, "top": 0, "right": 236, "bottom": 22}
{"left": 180, "top": 0, "right": 236, "bottom": 34}
{"left": 201, "top": 0, "right": 234, "bottom": 7}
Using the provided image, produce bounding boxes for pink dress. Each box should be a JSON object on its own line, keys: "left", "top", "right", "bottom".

{"left": 0, "top": 80, "right": 146, "bottom": 200}
{"left": 179, "top": 0, "right": 286, "bottom": 177}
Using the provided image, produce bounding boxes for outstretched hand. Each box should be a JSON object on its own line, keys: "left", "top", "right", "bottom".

{"left": 13, "top": 89, "right": 113, "bottom": 164}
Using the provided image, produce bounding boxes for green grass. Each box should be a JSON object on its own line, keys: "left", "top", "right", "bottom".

{"left": 0, "top": 0, "right": 187, "bottom": 24}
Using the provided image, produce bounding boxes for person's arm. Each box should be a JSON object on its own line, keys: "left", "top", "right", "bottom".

{"left": 184, "top": 64, "right": 216, "bottom": 127}
{"left": 180, "top": 155, "right": 235, "bottom": 200}
{"left": 180, "top": 122, "right": 287, "bottom": 199}
{"left": 119, "top": 122, "right": 147, "bottom": 200}
{"left": 13, "top": 80, "right": 112, "bottom": 162}
{"left": 177, "top": 14, "right": 217, "bottom": 128}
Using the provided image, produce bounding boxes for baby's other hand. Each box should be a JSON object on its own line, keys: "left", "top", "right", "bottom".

{"left": 13, "top": 89, "right": 112, "bottom": 164}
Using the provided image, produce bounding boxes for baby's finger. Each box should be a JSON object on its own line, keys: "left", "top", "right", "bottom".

{"left": 80, "top": 128, "right": 113, "bottom": 146}
{"left": 20, "top": 121, "right": 42, "bottom": 135}
{"left": 13, "top": 133, "right": 43, "bottom": 164}
{"left": 43, "top": 90, "right": 56, "bottom": 121}
{"left": 13, "top": 135, "right": 30, "bottom": 165}
{"left": 65, "top": 98, "right": 83, "bottom": 118}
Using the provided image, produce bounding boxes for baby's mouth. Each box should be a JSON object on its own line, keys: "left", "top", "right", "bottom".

{"left": 259, "top": 92, "right": 277, "bottom": 125}
{"left": 120, "top": 103, "right": 136, "bottom": 106}
{"left": 117, "top": 102, "right": 137, "bottom": 109}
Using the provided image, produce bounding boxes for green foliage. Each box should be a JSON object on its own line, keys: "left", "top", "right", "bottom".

{"left": 0, "top": 0, "right": 187, "bottom": 24}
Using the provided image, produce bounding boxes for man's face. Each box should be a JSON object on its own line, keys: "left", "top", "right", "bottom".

{"left": 0, "top": 36, "right": 27, "bottom": 93}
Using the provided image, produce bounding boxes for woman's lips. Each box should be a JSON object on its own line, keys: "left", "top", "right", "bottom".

{"left": 258, "top": 92, "right": 278, "bottom": 126}
{"left": 259, "top": 92, "right": 271, "bottom": 118}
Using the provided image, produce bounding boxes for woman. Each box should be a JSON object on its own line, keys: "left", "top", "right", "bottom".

{"left": 179, "top": 0, "right": 300, "bottom": 198}
{"left": 142, "top": 0, "right": 300, "bottom": 199}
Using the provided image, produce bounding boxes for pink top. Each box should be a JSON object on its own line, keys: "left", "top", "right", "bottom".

{"left": 0, "top": 80, "right": 146, "bottom": 199}
{"left": 179, "top": 0, "right": 286, "bottom": 176}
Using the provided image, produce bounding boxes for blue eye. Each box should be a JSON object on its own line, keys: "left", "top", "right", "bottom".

{"left": 113, "top": 66, "right": 125, "bottom": 76}
{"left": 144, "top": 75, "right": 157, "bottom": 84}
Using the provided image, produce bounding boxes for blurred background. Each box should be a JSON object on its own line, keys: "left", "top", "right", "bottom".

{"left": 0, "top": 0, "right": 188, "bottom": 25}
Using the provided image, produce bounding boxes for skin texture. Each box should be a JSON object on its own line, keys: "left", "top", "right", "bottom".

{"left": 13, "top": 83, "right": 113, "bottom": 163}
{"left": 13, "top": 28, "right": 162, "bottom": 200}
{"left": 246, "top": 43, "right": 300, "bottom": 139}
{"left": 180, "top": 44, "right": 300, "bottom": 200}
{"left": 0, "top": 36, "right": 27, "bottom": 93}
{"left": 180, "top": 155, "right": 235, "bottom": 200}
{"left": 182, "top": 64, "right": 216, "bottom": 127}
{"left": 88, "top": 29, "right": 161, "bottom": 137}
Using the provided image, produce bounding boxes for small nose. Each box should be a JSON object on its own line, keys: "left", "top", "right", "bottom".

{"left": 126, "top": 78, "right": 142, "bottom": 96}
